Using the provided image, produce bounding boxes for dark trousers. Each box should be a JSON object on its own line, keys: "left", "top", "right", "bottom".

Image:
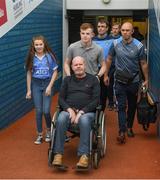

{"left": 100, "top": 75, "right": 108, "bottom": 111}
{"left": 107, "top": 70, "right": 115, "bottom": 106}
{"left": 114, "top": 81, "right": 139, "bottom": 133}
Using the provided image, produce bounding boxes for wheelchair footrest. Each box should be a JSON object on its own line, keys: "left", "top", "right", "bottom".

{"left": 52, "top": 164, "right": 68, "bottom": 171}
{"left": 74, "top": 165, "right": 90, "bottom": 171}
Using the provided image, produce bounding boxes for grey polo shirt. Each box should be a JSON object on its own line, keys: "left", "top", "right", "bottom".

{"left": 66, "top": 40, "right": 104, "bottom": 75}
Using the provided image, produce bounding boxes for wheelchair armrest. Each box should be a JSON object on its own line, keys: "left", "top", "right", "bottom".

{"left": 51, "top": 105, "right": 62, "bottom": 125}
{"left": 95, "top": 105, "right": 102, "bottom": 125}
{"left": 96, "top": 105, "right": 102, "bottom": 111}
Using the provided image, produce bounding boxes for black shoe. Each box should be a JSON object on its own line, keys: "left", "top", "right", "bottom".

{"left": 117, "top": 134, "right": 126, "bottom": 144}
{"left": 108, "top": 105, "right": 114, "bottom": 111}
{"left": 114, "top": 104, "right": 118, "bottom": 112}
{"left": 127, "top": 129, "right": 135, "bottom": 137}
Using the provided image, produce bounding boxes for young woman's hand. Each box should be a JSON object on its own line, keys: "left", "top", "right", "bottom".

{"left": 45, "top": 85, "right": 52, "bottom": 96}
{"left": 26, "top": 90, "right": 32, "bottom": 99}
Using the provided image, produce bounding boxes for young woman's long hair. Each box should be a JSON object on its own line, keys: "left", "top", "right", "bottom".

{"left": 25, "top": 35, "right": 57, "bottom": 70}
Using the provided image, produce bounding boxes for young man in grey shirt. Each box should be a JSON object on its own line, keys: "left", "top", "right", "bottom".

{"left": 64, "top": 23, "right": 106, "bottom": 78}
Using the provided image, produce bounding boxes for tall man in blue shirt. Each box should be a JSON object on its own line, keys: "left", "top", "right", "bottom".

{"left": 93, "top": 18, "right": 112, "bottom": 111}
{"left": 108, "top": 22, "right": 121, "bottom": 110}
{"left": 105, "top": 22, "right": 148, "bottom": 144}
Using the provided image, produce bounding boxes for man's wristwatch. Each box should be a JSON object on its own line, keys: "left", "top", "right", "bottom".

{"left": 96, "top": 74, "right": 100, "bottom": 81}
{"left": 78, "top": 110, "right": 84, "bottom": 115}
{"left": 96, "top": 74, "right": 100, "bottom": 78}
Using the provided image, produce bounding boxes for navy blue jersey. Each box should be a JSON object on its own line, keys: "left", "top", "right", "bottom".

{"left": 109, "top": 37, "right": 146, "bottom": 82}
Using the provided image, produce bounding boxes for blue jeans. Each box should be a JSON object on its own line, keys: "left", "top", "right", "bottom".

{"left": 114, "top": 81, "right": 139, "bottom": 134}
{"left": 53, "top": 111, "right": 95, "bottom": 156}
{"left": 32, "top": 78, "right": 52, "bottom": 133}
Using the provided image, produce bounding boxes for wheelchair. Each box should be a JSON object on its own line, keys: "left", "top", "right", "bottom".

{"left": 48, "top": 105, "right": 106, "bottom": 170}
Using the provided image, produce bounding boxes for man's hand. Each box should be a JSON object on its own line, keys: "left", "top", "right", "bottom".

{"left": 74, "top": 110, "right": 84, "bottom": 124}
{"left": 74, "top": 112, "right": 81, "bottom": 124}
{"left": 96, "top": 75, "right": 100, "bottom": 82}
{"left": 104, "top": 75, "right": 109, "bottom": 86}
{"left": 67, "top": 108, "right": 76, "bottom": 123}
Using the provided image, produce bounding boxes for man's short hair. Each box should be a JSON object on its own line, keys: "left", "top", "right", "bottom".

{"left": 80, "top": 23, "right": 94, "bottom": 32}
{"left": 97, "top": 17, "right": 109, "bottom": 27}
{"left": 112, "top": 22, "right": 121, "bottom": 28}
{"left": 71, "top": 56, "right": 85, "bottom": 65}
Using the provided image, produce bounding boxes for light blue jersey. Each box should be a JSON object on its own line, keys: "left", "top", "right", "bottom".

{"left": 93, "top": 39, "right": 113, "bottom": 60}
{"left": 32, "top": 53, "right": 58, "bottom": 79}
{"left": 93, "top": 35, "right": 112, "bottom": 60}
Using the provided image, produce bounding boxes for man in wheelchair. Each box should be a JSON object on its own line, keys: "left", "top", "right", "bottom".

{"left": 52, "top": 56, "right": 100, "bottom": 169}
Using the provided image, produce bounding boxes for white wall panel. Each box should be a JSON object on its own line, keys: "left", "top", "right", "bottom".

{"left": 66, "top": 0, "right": 148, "bottom": 10}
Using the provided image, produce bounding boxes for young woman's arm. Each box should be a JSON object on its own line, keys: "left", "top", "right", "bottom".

{"left": 26, "top": 70, "right": 32, "bottom": 99}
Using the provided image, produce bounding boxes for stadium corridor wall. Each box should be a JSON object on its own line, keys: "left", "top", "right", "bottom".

{"left": 148, "top": 0, "right": 160, "bottom": 136}
{"left": 0, "top": 0, "right": 63, "bottom": 129}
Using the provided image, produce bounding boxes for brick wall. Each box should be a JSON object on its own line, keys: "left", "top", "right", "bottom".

{"left": 0, "top": 0, "right": 62, "bottom": 129}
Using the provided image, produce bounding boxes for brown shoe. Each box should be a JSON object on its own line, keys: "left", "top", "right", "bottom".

{"left": 52, "top": 154, "right": 63, "bottom": 166}
{"left": 76, "top": 154, "right": 89, "bottom": 168}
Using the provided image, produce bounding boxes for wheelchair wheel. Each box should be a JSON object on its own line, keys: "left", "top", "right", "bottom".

{"left": 48, "top": 149, "right": 54, "bottom": 166}
{"left": 49, "top": 110, "right": 58, "bottom": 148}
{"left": 93, "top": 151, "right": 100, "bottom": 169}
{"left": 48, "top": 128, "right": 56, "bottom": 166}
{"left": 48, "top": 110, "right": 59, "bottom": 166}
{"left": 98, "top": 111, "right": 106, "bottom": 158}
{"left": 51, "top": 110, "right": 59, "bottom": 132}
